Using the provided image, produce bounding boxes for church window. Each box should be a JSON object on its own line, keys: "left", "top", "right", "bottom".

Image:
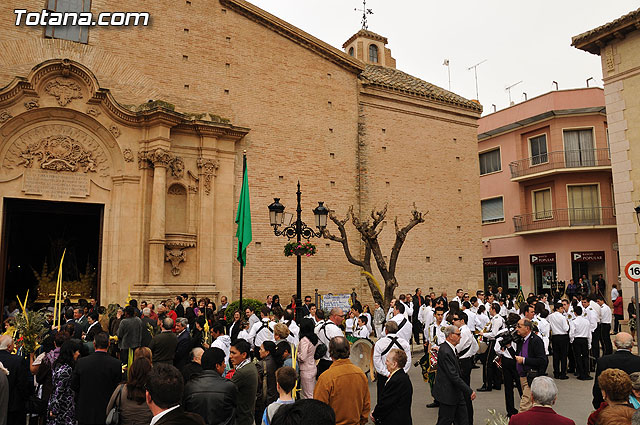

{"left": 349, "top": 47, "right": 354, "bottom": 57}
{"left": 369, "top": 44, "right": 378, "bottom": 63}
{"left": 44, "top": 0, "right": 91, "bottom": 44}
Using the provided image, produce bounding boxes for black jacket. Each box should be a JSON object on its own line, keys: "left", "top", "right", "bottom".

{"left": 515, "top": 332, "right": 548, "bottom": 377}
{"left": 592, "top": 350, "right": 640, "bottom": 408}
{"left": 155, "top": 406, "right": 205, "bottom": 425}
{"left": 150, "top": 331, "right": 178, "bottom": 365}
{"left": 183, "top": 370, "right": 238, "bottom": 425}
{"left": 182, "top": 361, "right": 203, "bottom": 383}
{"left": 141, "top": 317, "right": 157, "bottom": 347}
{"left": 412, "top": 296, "right": 425, "bottom": 322}
{"left": 0, "top": 350, "right": 29, "bottom": 413}
{"left": 432, "top": 342, "right": 472, "bottom": 405}
{"left": 174, "top": 330, "right": 192, "bottom": 369}
{"left": 372, "top": 369, "right": 413, "bottom": 425}
{"left": 71, "top": 351, "right": 122, "bottom": 424}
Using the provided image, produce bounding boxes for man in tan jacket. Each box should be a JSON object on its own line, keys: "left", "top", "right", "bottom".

{"left": 314, "top": 336, "right": 370, "bottom": 425}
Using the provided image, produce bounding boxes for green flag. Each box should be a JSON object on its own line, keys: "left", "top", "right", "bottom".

{"left": 235, "top": 155, "right": 252, "bottom": 266}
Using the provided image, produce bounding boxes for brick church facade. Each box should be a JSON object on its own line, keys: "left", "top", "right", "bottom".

{"left": 0, "top": 0, "right": 483, "bottom": 307}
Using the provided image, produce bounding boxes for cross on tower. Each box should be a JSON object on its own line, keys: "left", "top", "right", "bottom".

{"left": 354, "top": 0, "right": 373, "bottom": 30}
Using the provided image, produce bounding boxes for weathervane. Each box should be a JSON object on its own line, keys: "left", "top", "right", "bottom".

{"left": 355, "top": 0, "right": 373, "bottom": 30}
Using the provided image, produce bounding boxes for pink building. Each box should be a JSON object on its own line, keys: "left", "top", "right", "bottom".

{"left": 478, "top": 88, "right": 618, "bottom": 297}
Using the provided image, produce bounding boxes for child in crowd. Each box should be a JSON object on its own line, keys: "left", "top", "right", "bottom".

{"left": 353, "top": 315, "right": 370, "bottom": 339}
{"left": 262, "top": 366, "right": 297, "bottom": 425}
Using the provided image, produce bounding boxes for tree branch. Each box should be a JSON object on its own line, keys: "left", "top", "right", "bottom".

{"left": 389, "top": 204, "right": 426, "bottom": 276}
{"left": 323, "top": 206, "right": 365, "bottom": 268}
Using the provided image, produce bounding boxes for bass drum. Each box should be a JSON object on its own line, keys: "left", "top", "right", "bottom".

{"left": 349, "top": 338, "right": 374, "bottom": 375}
{"left": 477, "top": 340, "right": 488, "bottom": 354}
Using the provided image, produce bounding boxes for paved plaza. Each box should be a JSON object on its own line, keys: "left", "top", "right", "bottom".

{"left": 367, "top": 346, "right": 596, "bottom": 424}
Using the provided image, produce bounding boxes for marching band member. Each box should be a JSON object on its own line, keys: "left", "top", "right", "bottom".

{"left": 548, "top": 301, "right": 569, "bottom": 379}
{"left": 425, "top": 306, "right": 446, "bottom": 408}
{"left": 450, "top": 311, "right": 479, "bottom": 425}
{"left": 390, "top": 302, "right": 413, "bottom": 344}
{"left": 569, "top": 305, "right": 592, "bottom": 380}
{"left": 373, "top": 321, "right": 411, "bottom": 396}
{"left": 477, "top": 303, "right": 504, "bottom": 392}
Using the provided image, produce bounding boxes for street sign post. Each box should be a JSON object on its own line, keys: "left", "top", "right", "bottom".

{"left": 624, "top": 260, "right": 640, "bottom": 355}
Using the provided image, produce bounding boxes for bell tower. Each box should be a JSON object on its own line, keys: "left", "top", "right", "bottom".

{"left": 342, "top": 29, "right": 396, "bottom": 68}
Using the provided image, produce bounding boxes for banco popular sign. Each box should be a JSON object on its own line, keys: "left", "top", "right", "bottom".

{"left": 572, "top": 251, "right": 605, "bottom": 262}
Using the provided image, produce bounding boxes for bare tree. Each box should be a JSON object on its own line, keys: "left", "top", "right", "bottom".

{"left": 322, "top": 204, "right": 426, "bottom": 310}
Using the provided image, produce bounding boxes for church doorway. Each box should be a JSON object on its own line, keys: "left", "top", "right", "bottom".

{"left": 1, "top": 198, "right": 103, "bottom": 317}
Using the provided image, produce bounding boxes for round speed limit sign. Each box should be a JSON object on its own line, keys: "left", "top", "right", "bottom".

{"left": 625, "top": 260, "right": 640, "bottom": 282}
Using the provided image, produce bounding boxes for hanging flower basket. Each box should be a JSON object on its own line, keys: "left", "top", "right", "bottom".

{"left": 284, "top": 241, "right": 317, "bottom": 257}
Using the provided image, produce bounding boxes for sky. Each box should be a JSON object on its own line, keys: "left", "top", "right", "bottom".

{"left": 250, "top": 0, "right": 640, "bottom": 115}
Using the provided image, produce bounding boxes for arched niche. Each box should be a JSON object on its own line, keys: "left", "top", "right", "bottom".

{"left": 166, "top": 183, "right": 188, "bottom": 233}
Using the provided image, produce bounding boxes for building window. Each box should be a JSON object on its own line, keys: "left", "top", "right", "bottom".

{"left": 533, "top": 188, "right": 552, "bottom": 220}
{"left": 369, "top": 44, "right": 378, "bottom": 63}
{"left": 348, "top": 47, "right": 354, "bottom": 57}
{"left": 568, "top": 184, "right": 599, "bottom": 225}
{"left": 44, "top": 0, "right": 91, "bottom": 43}
{"left": 563, "top": 129, "right": 595, "bottom": 167}
{"left": 481, "top": 197, "right": 504, "bottom": 224}
{"left": 479, "top": 148, "right": 501, "bottom": 175}
{"left": 529, "top": 134, "right": 548, "bottom": 165}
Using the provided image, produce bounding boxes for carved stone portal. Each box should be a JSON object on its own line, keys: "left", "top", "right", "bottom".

{"left": 44, "top": 78, "right": 83, "bottom": 106}
{"left": 0, "top": 110, "right": 12, "bottom": 123}
{"left": 122, "top": 148, "right": 134, "bottom": 163}
{"left": 139, "top": 149, "right": 184, "bottom": 178}
{"left": 165, "top": 248, "right": 186, "bottom": 276}
{"left": 3, "top": 124, "right": 110, "bottom": 176}
{"left": 197, "top": 158, "right": 219, "bottom": 195}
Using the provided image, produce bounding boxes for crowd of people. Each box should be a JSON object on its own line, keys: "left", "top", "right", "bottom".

{"left": 0, "top": 282, "right": 638, "bottom": 425}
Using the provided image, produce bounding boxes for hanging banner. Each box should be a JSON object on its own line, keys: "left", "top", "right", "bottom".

{"left": 321, "top": 294, "right": 352, "bottom": 312}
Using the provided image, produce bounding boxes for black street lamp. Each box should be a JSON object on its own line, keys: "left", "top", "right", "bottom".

{"left": 268, "top": 181, "right": 328, "bottom": 321}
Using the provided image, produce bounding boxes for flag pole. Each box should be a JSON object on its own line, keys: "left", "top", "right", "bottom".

{"left": 239, "top": 151, "right": 246, "bottom": 316}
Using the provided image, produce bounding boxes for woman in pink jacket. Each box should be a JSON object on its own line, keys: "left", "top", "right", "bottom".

{"left": 297, "top": 318, "right": 319, "bottom": 398}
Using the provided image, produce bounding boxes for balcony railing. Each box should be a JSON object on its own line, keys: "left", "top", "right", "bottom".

{"left": 509, "top": 149, "right": 611, "bottom": 179}
{"left": 513, "top": 207, "right": 616, "bottom": 233}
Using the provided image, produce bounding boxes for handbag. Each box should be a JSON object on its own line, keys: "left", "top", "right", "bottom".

{"left": 105, "top": 384, "right": 123, "bottom": 425}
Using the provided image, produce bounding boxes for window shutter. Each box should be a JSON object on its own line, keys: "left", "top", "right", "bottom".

{"left": 481, "top": 198, "right": 504, "bottom": 223}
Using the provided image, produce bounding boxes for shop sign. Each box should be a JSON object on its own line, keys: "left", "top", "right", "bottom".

{"left": 572, "top": 251, "right": 605, "bottom": 262}
{"left": 483, "top": 256, "right": 519, "bottom": 266}
{"left": 508, "top": 271, "right": 518, "bottom": 289}
{"left": 530, "top": 253, "right": 556, "bottom": 264}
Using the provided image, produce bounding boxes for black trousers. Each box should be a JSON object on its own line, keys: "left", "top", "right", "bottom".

{"left": 317, "top": 359, "right": 332, "bottom": 378}
{"left": 600, "top": 323, "right": 613, "bottom": 355}
{"left": 459, "top": 357, "right": 474, "bottom": 425}
{"left": 591, "top": 324, "right": 601, "bottom": 369}
{"left": 413, "top": 321, "right": 423, "bottom": 345}
{"left": 436, "top": 400, "right": 468, "bottom": 425}
{"left": 376, "top": 372, "right": 388, "bottom": 397}
{"left": 568, "top": 340, "right": 576, "bottom": 373}
{"left": 573, "top": 337, "right": 590, "bottom": 379}
{"left": 482, "top": 340, "right": 500, "bottom": 387}
{"left": 502, "top": 357, "right": 521, "bottom": 416}
{"left": 551, "top": 334, "right": 569, "bottom": 377}
{"left": 614, "top": 314, "right": 623, "bottom": 333}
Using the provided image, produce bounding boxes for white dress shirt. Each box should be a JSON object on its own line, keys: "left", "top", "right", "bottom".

{"left": 286, "top": 320, "right": 300, "bottom": 346}
{"left": 534, "top": 315, "right": 550, "bottom": 355}
{"left": 570, "top": 315, "right": 592, "bottom": 348}
{"left": 150, "top": 405, "right": 180, "bottom": 425}
{"left": 247, "top": 313, "right": 260, "bottom": 329}
{"left": 418, "top": 305, "right": 434, "bottom": 329}
{"left": 483, "top": 314, "right": 505, "bottom": 340}
{"left": 463, "top": 309, "right": 477, "bottom": 332}
{"left": 475, "top": 313, "right": 490, "bottom": 332}
{"left": 599, "top": 304, "right": 612, "bottom": 325}
{"left": 353, "top": 326, "right": 370, "bottom": 339}
{"left": 611, "top": 288, "right": 619, "bottom": 301}
{"left": 590, "top": 300, "right": 602, "bottom": 321}
{"left": 426, "top": 321, "right": 446, "bottom": 346}
{"left": 548, "top": 311, "right": 569, "bottom": 335}
{"left": 248, "top": 318, "right": 275, "bottom": 347}
{"left": 373, "top": 332, "right": 411, "bottom": 377}
{"left": 390, "top": 313, "right": 413, "bottom": 343}
{"left": 315, "top": 320, "right": 344, "bottom": 361}
{"left": 582, "top": 306, "right": 598, "bottom": 332}
{"left": 457, "top": 324, "right": 479, "bottom": 359}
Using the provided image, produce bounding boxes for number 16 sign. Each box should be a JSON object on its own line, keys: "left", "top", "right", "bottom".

{"left": 625, "top": 260, "right": 640, "bottom": 282}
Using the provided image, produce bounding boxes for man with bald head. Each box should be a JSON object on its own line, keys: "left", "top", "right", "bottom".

{"left": 315, "top": 308, "right": 345, "bottom": 376}
{"left": 0, "top": 335, "right": 29, "bottom": 425}
{"left": 592, "top": 331, "right": 640, "bottom": 408}
{"left": 182, "top": 347, "right": 204, "bottom": 383}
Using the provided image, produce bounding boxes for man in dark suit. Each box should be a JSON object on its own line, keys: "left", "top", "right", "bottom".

{"left": 592, "top": 332, "right": 640, "bottom": 408}
{"left": 140, "top": 307, "right": 158, "bottom": 347}
{"left": 84, "top": 311, "right": 103, "bottom": 342}
{"left": 514, "top": 318, "right": 548, "bottom": 412}
{"left": 145, "top": 363, "right": 205, "bottom": 425}
{"left": 230, "top": 339, "right": 258, "bottom": 425}
{"left": 71, "top": 332, "right": 121, "bottom": 425}
{"left": 508, "top": 376, "right": 575, "bottom": 425}
{"left": 432, "top": 325, "right": 476, "bottom": 425}
{"left": 412, "top": 288, "right": 425, "bottom": 345}
{"left": 174, "top": 317, "right": 192, "bottom": 369}
{"left": 0, "top": 335, "right": 29, "bottom": 425}
{"left": 64, "top": 307, "right": 83, "bottom": 339}
{"left": 371, "top": 348, "right": 413, "bottom": 425}
{"left": 175, "top": 296, "right": 185, "bottom": 318}
{"left": 150, "top": 317, "right": 178, "bottom": 365}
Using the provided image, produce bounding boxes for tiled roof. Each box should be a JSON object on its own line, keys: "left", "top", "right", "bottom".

{"left": 361, "top": 65, "right": 482, "bottom": 112}
{"left": 342, "top": 29, "right": 388, "bottom": 48}
{"left": 572, "top": 8, "right": 640, "bottom": 54}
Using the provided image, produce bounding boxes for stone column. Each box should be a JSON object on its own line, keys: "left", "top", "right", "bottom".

{"left": 148, "top": 148, "right": 172, "bottom": 284}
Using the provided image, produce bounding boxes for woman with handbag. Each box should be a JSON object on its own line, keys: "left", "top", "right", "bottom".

{"left": 105, "top": 358, "right": 153, "bottom": 425}
{"left": 47, "top": 340, "right": 81, "bottom": 425}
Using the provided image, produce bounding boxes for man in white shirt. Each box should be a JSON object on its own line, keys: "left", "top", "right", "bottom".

{"left": 582, "top": 297, "right": 600, "bottom": 371}
{"left": 478, "top": 303, "right": 504, "bottom": 392}
{"left": 390, "top": 302, "right": 413, "bottom": 343}
{"left": 570, "top": 305, "right": 592, "bottom": 380}
{"left": 248, "top": 306, "right": 275, "bottom": 350}
{"left": 548, "top": 302, "right": 570, "bottom": 379}
{"left": 470, "top": 296, "right": 480, "bottom": 314}
{"left": 596, "top": 295, "right": 613, "bottom": 355}
{"left": 372, "top": 321, "right": 411, "bottom": 396}
{"left": 611, "top": 283, "right": 619, "bottom": 302}
{"left": 461, "top": 301, "right": 476, "bottom": 332}
{"left": 398, "top": 294, "right": 413, "bottom": 318}
{"left": 452, "top": 288, "right": 464, "bottom": 304}
{"left": 315, "top": 307, "right": 345, "bottom": 376}
{"left": 245, "top": 307, "right": 260, "bottom": 329}
{"left": 418, "top": 300, "right": 434, "bottom": 332}
{"left": 386, "top": 299, "right": 396, "bottom": 322}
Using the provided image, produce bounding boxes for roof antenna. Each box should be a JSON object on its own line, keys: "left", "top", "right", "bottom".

{"left": 355, "top": 0, "right": 373, "bottom": 30}
{"left": 505, "top": 81, "right": 523, "bottom": 105}
{"left": 468, "top": 59, "right": 487, "bottom": 101}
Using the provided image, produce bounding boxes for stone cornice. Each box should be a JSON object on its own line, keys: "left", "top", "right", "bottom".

{"left": 219, "top": 0, "right": 364, "bottom": 74}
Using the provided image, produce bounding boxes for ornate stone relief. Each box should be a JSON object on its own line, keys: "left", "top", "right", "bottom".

{"left": 165, "top": 248, "right": 186, "bottom": 276}
{"left": 24, "top": 99, "right": 39, "bottom": 110}
{"left": 197, "top": 158, "right": 219, "bottom": 195}
{"left": 138, "top": 148, "right": 184, "bottom": 178}
{"left": 122, "top": 148, "right": 134, "bottom": 163}
{"left": 0, "top": 110, "right": 12, "bottom": 124}
{"left": 187, "top": 170, "right": 199, "bottom": 193}
{"left": 171, "top": 158, "right": 184, "bottom": 179}
{"left": 109, "top": 124, "right": 120, "bottom": 138}
{"left": 44, "top": 78, "right": 83, "bottom": 106}
{"left": 3, "top": 124, "right": 110, "bottom": 175}
{"left": 86, "top": 107, "right": 101, "bottom": 117}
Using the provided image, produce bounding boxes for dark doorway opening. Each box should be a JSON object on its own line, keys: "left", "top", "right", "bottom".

{"left": 1, "top": 198, "right": 102, "bottom": 317}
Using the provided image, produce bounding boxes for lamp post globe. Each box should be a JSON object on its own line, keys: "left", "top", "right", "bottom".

{"left": 313, "top": 201, "right": 329, "bottom": 230}
{"left": 268, "top": 198, "right": 285, "bottom": 227}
